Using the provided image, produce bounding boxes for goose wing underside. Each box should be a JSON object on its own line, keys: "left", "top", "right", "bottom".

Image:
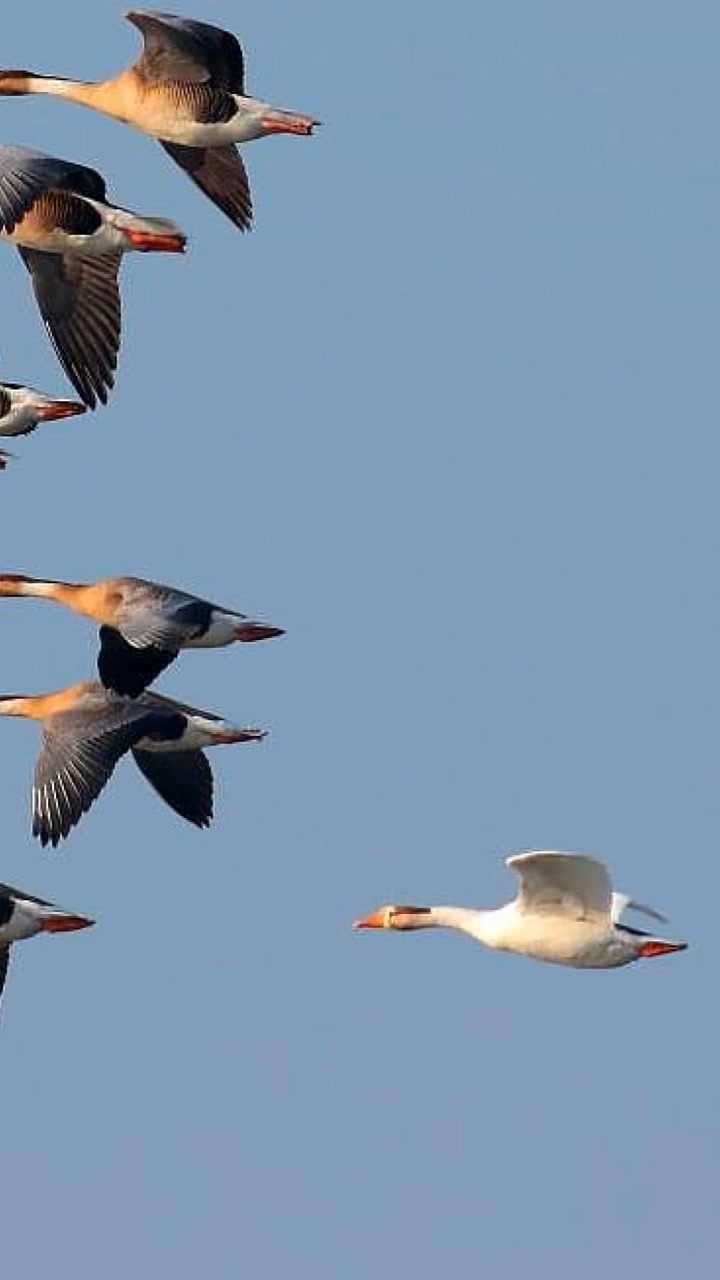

{"left": 507, "top": 851, "right": 612, "bottom": 923}
{"left": 33, "top": 706, "right": 185, "bottom": 846}
{"left": 98, "top": 596, "right": 213, "bottom": 696}
{"left": 132, "top": 747, "right": 213, "bottom": 827}
{"left": 159, "top": 142, "right": 252, "bottom": 231}
{"left": 0, "top": 947, "right": 9, "bottom": 1003}
{"left": 127, "top": 10, "right": 245, "bottom": 92}
{"left": 18, "top": 248, "right": 121, "bottom": 409}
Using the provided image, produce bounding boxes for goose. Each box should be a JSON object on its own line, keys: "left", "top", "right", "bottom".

{"left": 0, "top": 881, "right": 93, "bottom": 1007}
{"left": 0, "top": 382, "right": 85, "bottom": 470}
{"left": 354, "top": 851, "right": 688, "bottom": 969}
{"left": 0, "top": 146, "right": 186, "bottom": 407}
{"left": 0, "top": 681, "right": 266, "bottom": 845}
{"left": 0, "top": 10, "right": 320, "bottom": 231}
{"left": 0, "top": 573, "right": 284, "bottom": 696}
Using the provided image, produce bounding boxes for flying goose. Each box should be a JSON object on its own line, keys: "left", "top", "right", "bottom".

{"left": 0, "top": 572, "right": 283, "bottom": 696}
{"left": 355, "top": 851, "right": 687, "bottom": 969}
{"left": 0, "top": 145, "right": 186, "bottom": 407}
{"left": 0, "top": 10, "right": 320, "bottom": 230}
{"left": 0, "top": 680, "right": 266, "bottom": 845}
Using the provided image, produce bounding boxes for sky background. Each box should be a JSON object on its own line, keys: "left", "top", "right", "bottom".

{"left": 0, "top": 1, "right": 717, "bottom": 1274}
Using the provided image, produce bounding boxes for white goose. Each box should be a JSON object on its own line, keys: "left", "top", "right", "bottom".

{"left": 354, "top": 851, "right": 687, "bottom": 969}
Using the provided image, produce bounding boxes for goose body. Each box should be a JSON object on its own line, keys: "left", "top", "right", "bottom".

{"left": 0, "top": 680, "right": 266, "bottom": 845}
{"left": 0, "top": 381, "right": 85, "bottom": 470}
{"left": 0, "top": 573, "right": 283, "bottom": 696}
{"left": 0, "top": 881, "right": 93, "bottom": 1007}
{"left": 0, "top": 382, "right": 85, "bottom": 438}
{"left": 355, "top": 851, "right": 687, "bottom": 970}
{"left": 0, "top": 146, "right": 186, "bottom": 407}
{"left": 0, "top": 10, "right": 320, "bottom": 231}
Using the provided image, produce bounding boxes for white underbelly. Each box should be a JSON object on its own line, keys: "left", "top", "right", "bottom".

{"left": 132, "top": 114, "right": 259, "bottom": 147}
{"left": 136, "top": 716, "right": 223, "bottom": 752}
{"left": 0, "top": 911, "right": 39, "bottom": 943}
{"left": 184, "top": 613, "right": 238, "bottom": 648}
{"left": 502, "top": 919, "right": 629, "bottom": 969}
{"left": 0, "top": 407, "right": 36, "bottom": 438}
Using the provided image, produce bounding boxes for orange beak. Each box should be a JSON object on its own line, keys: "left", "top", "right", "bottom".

{"left": 353, "top": 909, "right": 386, "bottom": 930}
{"left": 39, "top": 913, "right": 95, "bottom": 934}
{"left": 234, "top": 623, "right": 285, "bottom": 643}
{"left": 261, "top": 113, "right": 319, "bottom": 137}
{"left": 216, "top": 727, "right": 268, "bottom": 744}
{"left": 124, "top": 229, "right": 186, "bottom": 253}
{"left": 638, "top": 940, "right": 687, "bottom": 958}
{"left": 35, "top": 400, "right": 87, "bottom": 421}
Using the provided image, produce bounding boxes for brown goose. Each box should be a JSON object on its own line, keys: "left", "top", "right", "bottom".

{"left": 0, "top": 10, "right": 320, "bottom": 231}
{"left": 0, "top": 881, "right": 93, "bottom": 1008}
{"left": 0, "top": 573, "right": 283, "bottom": 697}
{"left": 0, "top": 146, "right": 186, "bottom": 407}
{"left": 0, "top": 681, "right": 266, "bottom": 845}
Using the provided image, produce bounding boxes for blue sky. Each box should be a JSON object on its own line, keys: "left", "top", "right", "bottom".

{"left": 0, "top": 2, "right": 716, "bottom": 1275}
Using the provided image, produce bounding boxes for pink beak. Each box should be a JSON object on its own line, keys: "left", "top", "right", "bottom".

{"left": 216, "top": 727, "right": 268, "bottom": 745}
{"left": 39, "top": 913, "right": 95, "bottom": 934}
{"left": 35, "top": 400, "right": 87, "bottom": 422}
{"left": 261, "top": 112, "right": 320, "bottom": 137}
{"left": 234, "top": 622, "right": 285, "bottom": 643}
{"left": 124, "top": 229, "right": 187, "bottom": 253}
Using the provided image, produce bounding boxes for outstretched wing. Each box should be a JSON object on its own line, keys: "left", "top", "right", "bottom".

{"left": 127, "top": 10, "right": 245, "bottom": 91}
{"left": 0, "top": 146, "right": 106, "bottom": 235}
{"left": 132, "top": 748, "right": 214, "bottom": 827}
{"left": 610, "top": 892, "right": 668, "bottom": 925}
{"left": 18, "top": 248, "right": 121, "bottom": 408}
{"left": 507, "top": 851, "right": 612, "bottom": 923}
{"left": 97, "top": 626, "right": 179, "bottom": 698}
{"left": 0, "top": 947, "right": 10, "bottom": 1004}
{"left": 33, "top": 706, "right": 186, "bottom": 846}
{"left": 159, "top": 142, "right": 252, "bottom": 231}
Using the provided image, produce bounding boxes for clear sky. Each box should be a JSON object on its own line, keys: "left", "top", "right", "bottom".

{"left": 0, "top": 1, "right": 716, "bottom": 1275}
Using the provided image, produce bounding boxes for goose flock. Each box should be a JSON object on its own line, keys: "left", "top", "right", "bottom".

{"left": 0, "top": 11, "right": 686, "bottom": 1010}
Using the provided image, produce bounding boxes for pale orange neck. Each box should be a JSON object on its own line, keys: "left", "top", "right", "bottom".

{"left": 0, "top": 683, "right": 89, "bottom": 720}
{"left": 0, "top": 575, "right": 119, "bottom": 623}
{"left": 0, "top": 70, "right": 143, "bottom": 121}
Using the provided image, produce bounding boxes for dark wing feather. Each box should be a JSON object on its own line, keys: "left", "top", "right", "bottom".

{"left": 132, "top": 748, "right": 214, "bottom": 827}
{"left": 0, "top": 947, "right": 10, "bottom": 1004}
{"left": 98, "top": 625, "right": 178, "bottom": 698}
{"left": 18, "top": 248, "right": 122, "bottom": 408}
{"left": 127, "top": 10, "right": 245, "bottom": 91}
{"left": 0, "top": 146, "right": 106, "bottom": 234}
{"left": 159, "top": 142, "right": 252, "bottom": 231}
{"left": 0, "top": 388, "right": 11, "bottom": 418}
{"left": 33, "top": 708, "right": 186, "bottom": 846}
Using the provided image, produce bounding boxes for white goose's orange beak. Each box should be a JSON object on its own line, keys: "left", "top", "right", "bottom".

{"left": 353, "top": 908, "right": 387, "bottom": 930}
{"left": 35, "top": 400, "right": 86, "bottom": 421}
{"left": 39, "top": 913, "right": 95, "bottom": 934}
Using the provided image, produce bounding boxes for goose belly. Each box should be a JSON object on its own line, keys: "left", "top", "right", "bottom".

{"left": 0, "top": 405, "right": 37, "bottom": 438}
{"left": 136, "top": 716, "right": 222, "bottom": 752}
{"left": 0, "top": 909, "right": 40, "bottom": 944}
{"left": 502, "top": 917, "right": 631, "bottom": 968}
